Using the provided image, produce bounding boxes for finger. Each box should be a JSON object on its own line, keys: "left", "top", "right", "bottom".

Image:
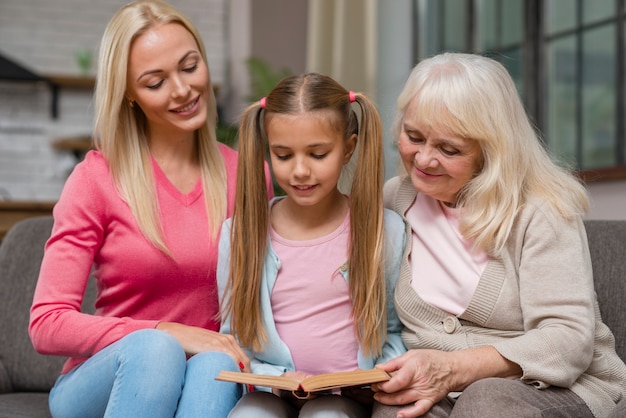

{"left": 376, "top": 357, "right": 402, "bottom": 373}
{"left": 373, "top": 389, "right": 415, "bottom": 406}
{"left": 203, "top": 333, "right": 249, "bottom": 370}
{"left": 397, "top": 399, "right": 434, "bottom": 418}
{"left": 221, "top": 344, "right": 249, "bottom": 371}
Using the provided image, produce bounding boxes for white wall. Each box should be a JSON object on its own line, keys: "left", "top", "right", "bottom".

{"left": 0, "top": 0, "right": 226, "bottom": 201}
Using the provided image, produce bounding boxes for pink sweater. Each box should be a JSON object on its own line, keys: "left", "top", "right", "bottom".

{"left": 29, "top": 145, "right": 269, "bottom": 374}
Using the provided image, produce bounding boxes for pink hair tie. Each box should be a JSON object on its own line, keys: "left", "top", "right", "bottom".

{"left": 348, "top": 91, "right": 356, "bottom": 103}
{"left": 259, "top": 97, "right": 267, "bottom": 108}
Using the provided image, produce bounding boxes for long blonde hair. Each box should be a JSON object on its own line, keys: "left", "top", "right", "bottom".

{"left": 394, "top": 52, "right": 589, "bottom": 256}
{"left": 94, "top": 0, "right": 226, "bottom": 254}
{"left": 224, "top": 73, "right": 387, "bottom": 356}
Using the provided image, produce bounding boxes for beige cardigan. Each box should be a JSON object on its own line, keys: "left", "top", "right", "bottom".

{"left": 384, "top": 175, "right": 626, "bottom": 418}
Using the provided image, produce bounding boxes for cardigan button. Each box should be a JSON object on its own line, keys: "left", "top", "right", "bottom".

{"left": 443, "top": 316, "right": 457, "bottom": 333}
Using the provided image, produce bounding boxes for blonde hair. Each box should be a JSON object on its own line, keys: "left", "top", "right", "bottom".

{"left": 394, "top": 53, "right": 589, "bottom": 256}
{"left": 94, "top": 0, "right": 226, "bottom": 254}
{"left": 224, "top": 73, "right": 387, "bottom": 356}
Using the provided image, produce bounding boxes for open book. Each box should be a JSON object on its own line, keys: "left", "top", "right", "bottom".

{"left": 215, "top": 368, "right": 390, "bottom": 397}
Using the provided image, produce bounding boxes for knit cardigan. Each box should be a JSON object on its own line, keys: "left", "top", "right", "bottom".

{"left": 384, "top": 175, "right": 626, "bottom": 418}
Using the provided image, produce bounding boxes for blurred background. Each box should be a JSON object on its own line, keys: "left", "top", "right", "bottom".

{"left": 0, "top": 0, "right": 624, "bottom": 241}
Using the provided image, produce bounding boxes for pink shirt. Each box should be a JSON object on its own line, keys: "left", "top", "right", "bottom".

{"left": 269, "top": 213, "right": 360, "bottom": 375}
{"left": 29, "top": 145, "right": 272, "bottom": 374}
{"left": 405, "top": 193, "right": 489, "bottom": 315}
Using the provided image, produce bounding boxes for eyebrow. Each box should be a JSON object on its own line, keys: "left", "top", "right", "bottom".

{"left": 403, "top": 123, "right": 468, "bottom": 148}
{"left": 270, "top": 142, "right": 331, "bottom": 149}
{"left": 136, "top": 50, "right": 198, "bottom": 82}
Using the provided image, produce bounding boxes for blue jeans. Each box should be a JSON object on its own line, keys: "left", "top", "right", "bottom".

{"left": 49, "top": 329, "right": 242, "bottom": 418}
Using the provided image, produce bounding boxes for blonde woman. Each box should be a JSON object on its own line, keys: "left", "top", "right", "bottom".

{"left": 29, "top": 1, "right": 272, "bottom": 416}
{"left": 217, "top": 73, "right": 407, "bottom": 417}
{"left": 371, "top": 53, "right": 626, "bottom": 418}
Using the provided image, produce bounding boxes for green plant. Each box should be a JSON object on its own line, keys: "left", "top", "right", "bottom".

{"left": 246, "top": 57, "right": 292, "bottom": 101}
{"left": 216, "top": 123, "right": 238, "bottom": 148}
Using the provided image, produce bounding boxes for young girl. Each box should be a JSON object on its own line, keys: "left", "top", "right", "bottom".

{"left": 217, "top": 73, "right": 407, "bottom": 418}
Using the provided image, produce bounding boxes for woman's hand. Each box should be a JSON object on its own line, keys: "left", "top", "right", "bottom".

{"left": 371, "top": 349, "right": 455, "bottom": 417}
{"left": 156, "top": 321, "right": 250, "bottom": 370}
{"left": 372, "top": 347, "right": 522, "bottom": 418}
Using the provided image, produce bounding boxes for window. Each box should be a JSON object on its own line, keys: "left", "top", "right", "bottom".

{"left": 413, "top": 0, "right": 626, "bottom": 180}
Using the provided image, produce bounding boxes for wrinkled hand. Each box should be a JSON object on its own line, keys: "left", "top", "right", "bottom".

{"left": 156, "top": 322, "right": 249, "bottom": 370}
{"left": 371, "top": 349, "right": 455, "bottom": 418}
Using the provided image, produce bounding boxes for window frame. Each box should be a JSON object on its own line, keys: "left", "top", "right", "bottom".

{"left": 413, "top": 0, "right": 626, "bottom": 182}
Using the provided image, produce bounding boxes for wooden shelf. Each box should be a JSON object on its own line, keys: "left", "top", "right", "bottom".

{"left": 52, "top": 135, "right": 93, "bottom": 160}
{"left": 0, "top": 200, "right": 56, "bottom": 241}
{"left": 53, "top": 136, "right": 93, "bottom": 151}
{"left": 42, "top": 75, "right": 95, "bottom": 119}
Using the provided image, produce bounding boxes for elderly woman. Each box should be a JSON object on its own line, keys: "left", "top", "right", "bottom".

{"left": 371, "top": 53, "right": 626, "bottom": 418}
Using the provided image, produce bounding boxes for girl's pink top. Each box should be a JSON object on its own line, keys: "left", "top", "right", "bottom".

{"left": 269, "top": 212, "right": 359, "bottom": 376}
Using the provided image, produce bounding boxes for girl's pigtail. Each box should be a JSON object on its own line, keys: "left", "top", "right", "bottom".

{"left": 348, "top": 93, "right": 386, "bottom": 357}
{"left": 227, "top": 101, "right": 269, "bottom": 351}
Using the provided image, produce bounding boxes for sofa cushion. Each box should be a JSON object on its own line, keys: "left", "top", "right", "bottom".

{"left": 0, "top": 216, "right": 64, "bottom": 393}
{"left": 584, "top": 220, "right": 626, "bottom": 361}
{"left": 0, "top": 393, "right": 52, "bottom": 418}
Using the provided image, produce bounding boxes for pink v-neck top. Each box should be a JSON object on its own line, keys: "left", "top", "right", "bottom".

{"left": 29, "top": 145, "right": 272, "bottom": 374}
{"left": 405, "top": 192, "right": 489, "bottom": 316}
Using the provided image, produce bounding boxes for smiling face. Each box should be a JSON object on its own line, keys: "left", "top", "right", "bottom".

{"left": 398, "top": 97, "right": 483, "bottom": 206}
{"left": 266, "top": 111, "right": 356, "bottom": 209}
{"left": 125, "top": 22, "right": 210, "bottom": 140}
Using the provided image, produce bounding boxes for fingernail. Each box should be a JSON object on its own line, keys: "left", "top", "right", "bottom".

{"left": 238, "top": 362, "right": 245, "bottom": 370}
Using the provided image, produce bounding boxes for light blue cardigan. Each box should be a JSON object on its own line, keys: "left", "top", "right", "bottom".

{"left": 217, "top": 202, "right": 407, "bottom": 389}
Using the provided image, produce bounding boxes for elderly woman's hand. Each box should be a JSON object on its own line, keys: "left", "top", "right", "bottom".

{"left": 372, "top": 346, "right": 521, "bottom": 418}
{"left": 371, "top": 349, "right": 455, "bottom": 417}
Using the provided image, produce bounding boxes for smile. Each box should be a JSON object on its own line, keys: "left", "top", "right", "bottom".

{"left": 415, "top": 167, "right": 442, "bottom": 178}
{"left": 293, "top": 184, "right": 316, "bottom": 190}
{"left": 172, "top": 97, "right": 199, "bottom": 113}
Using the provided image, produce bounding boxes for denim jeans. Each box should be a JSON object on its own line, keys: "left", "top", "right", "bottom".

{"left": 49, "top": 329, "right": 242, "bottom": 418}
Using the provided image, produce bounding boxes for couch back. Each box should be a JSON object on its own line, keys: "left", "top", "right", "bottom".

{"left": 0, "top": 216, "right": 96, "bottom": 393}
{"left": 584, "top": 220, "right": 626, "bottom": 361}
{"left": 0, "top": 216, "right": 624, "bottom": 393}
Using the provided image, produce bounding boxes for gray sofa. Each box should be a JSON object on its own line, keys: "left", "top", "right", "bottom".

{"left": 0, "top": 216, "right": 625, "bottom": 417}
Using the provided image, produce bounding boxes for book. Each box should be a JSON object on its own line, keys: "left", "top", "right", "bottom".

{"left": 215, "top": 368, "right": 390, "bottom": 397}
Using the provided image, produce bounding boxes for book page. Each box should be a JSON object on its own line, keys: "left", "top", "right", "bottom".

{"left": 300, "top": 368, "right": 390, "bottom": 392}
{"left": 216, "top": 371, "right": 300, "bottom": 391}
{"left": 216, "top": 368, "right": 390, "bottom": 393}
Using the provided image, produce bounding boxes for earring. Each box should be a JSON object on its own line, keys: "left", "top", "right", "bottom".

{"left": 128, "top": 100, "right": 135, "bottom": 108}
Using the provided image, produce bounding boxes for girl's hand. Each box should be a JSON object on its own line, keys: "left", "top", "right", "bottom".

{"left": 371, "top": 349, "right": 454, "bottom": 418}
{"left": 156, "top": 321, "right": 250, "bottom": 370}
